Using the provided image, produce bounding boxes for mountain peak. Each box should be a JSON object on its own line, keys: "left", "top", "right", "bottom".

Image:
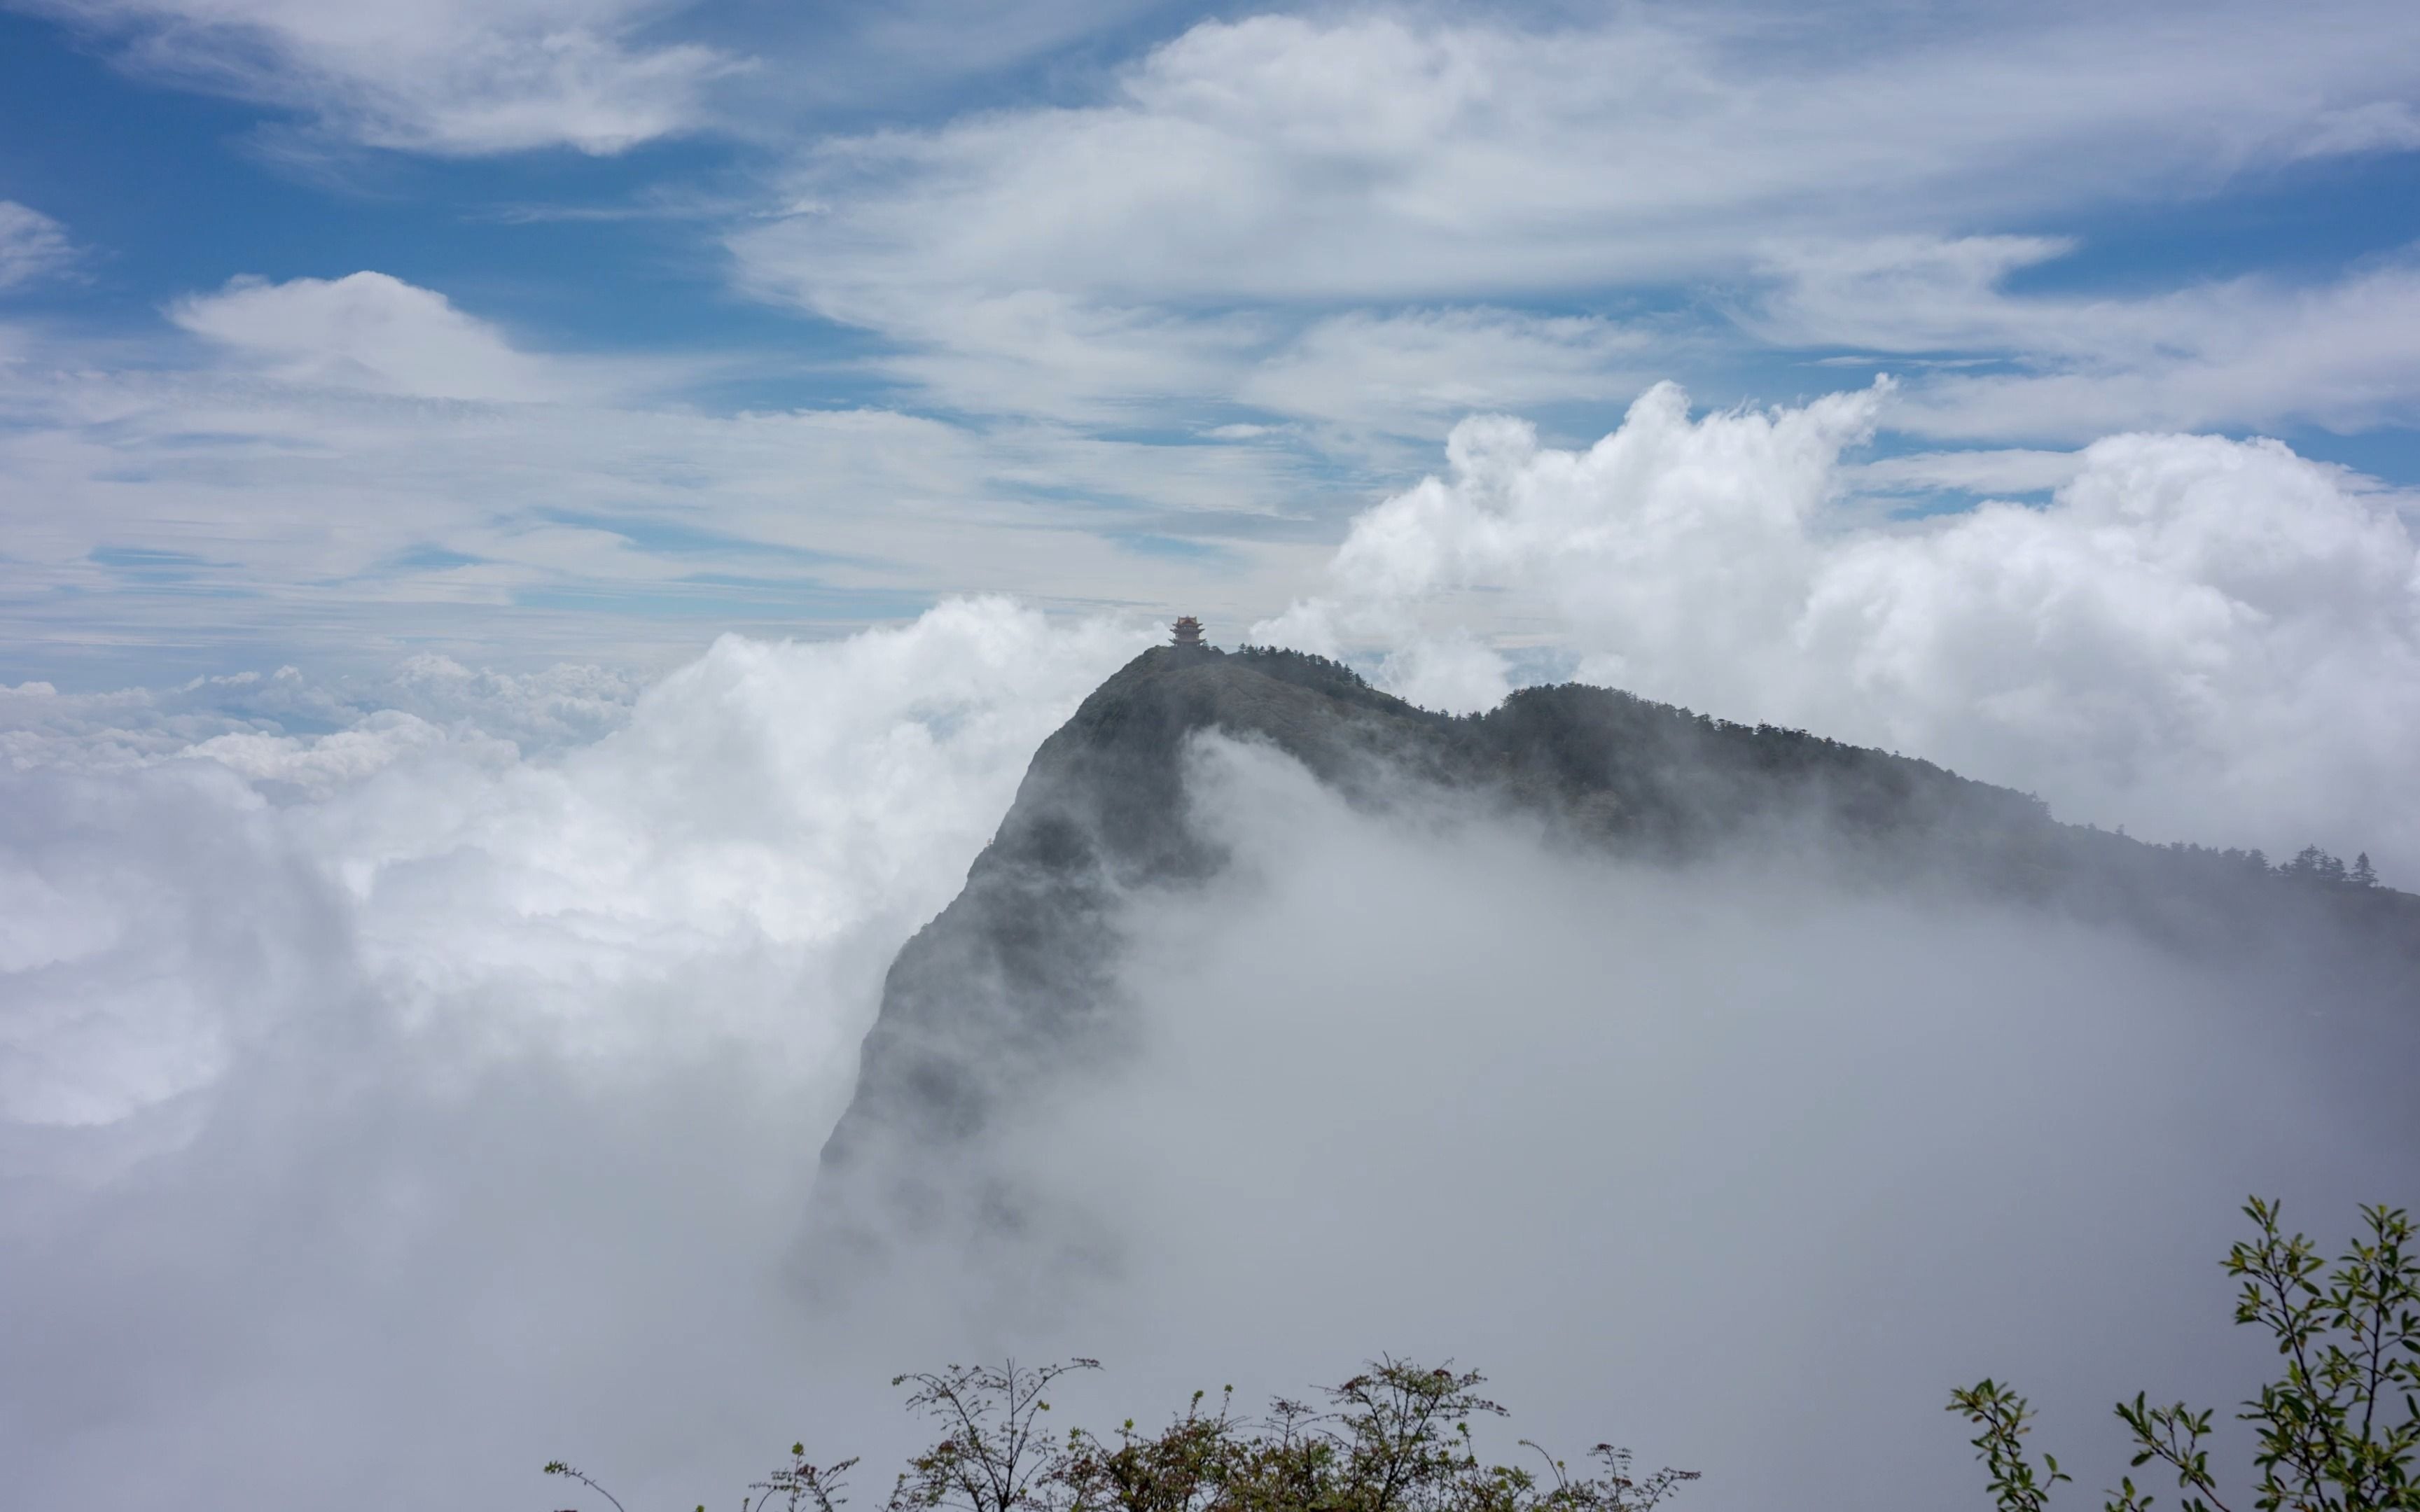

{"left": 804, "top": 650, "right": 2419, "bottom": 1270}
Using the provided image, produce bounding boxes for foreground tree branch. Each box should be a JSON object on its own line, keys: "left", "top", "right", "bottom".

{"left": 1951, "top": 1199, "right": 2419, "bottom": 1512}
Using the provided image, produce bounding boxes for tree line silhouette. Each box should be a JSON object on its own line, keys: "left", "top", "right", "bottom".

{"left": 1226, "top": 644, "right": 2394, "bottom": 892}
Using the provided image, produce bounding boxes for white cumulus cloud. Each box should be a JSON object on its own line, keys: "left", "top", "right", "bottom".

{"left": 1257, "top": 382, "right": 2420, "bottom": 876}
{"left": 0, "top": 598, "right": 1148, "bottom": 1132}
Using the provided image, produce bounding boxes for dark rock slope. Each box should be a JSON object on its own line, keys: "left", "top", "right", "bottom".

{"left": 807, "top": 644, "right": 2419, "bottom": 1258}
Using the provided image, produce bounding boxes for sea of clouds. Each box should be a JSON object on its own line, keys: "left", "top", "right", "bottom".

{"left": 0, "top": 601, "right": 1156, "bottom": 1511}
{"left": 5, "top": 388, "right": 2419, "bottom": 1511}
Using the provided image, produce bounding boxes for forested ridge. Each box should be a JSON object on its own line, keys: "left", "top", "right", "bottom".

{"left": 1228, "top": 643, "right": 2408, "bottom": 916}
{"left": 809, "top": 643, "right": 2419, "bottom": 1279}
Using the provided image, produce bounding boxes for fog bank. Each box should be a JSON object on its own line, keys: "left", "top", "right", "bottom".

{"left": 3, "top": 601, "right": 2414, "bottom": 1512}
{"left": 821, "top": 734, "right": 2420, "bottom": 1512}
{"left": 0, "top": 601, "right": 1151, "bottom": 1509}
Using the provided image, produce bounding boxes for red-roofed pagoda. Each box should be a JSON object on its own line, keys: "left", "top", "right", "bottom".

{"left": 1169, "top": 615, "right": 1205, "bottom": 648}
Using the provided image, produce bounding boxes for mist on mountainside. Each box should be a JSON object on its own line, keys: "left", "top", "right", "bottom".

{"left": 796, "top": 647, "right": 2420, "bottom": 1512}
{"left": 4, "top": 612, "right": 2416, "bottom": 1512}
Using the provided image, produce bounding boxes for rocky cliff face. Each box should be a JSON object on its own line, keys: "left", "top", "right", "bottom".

{"left": 805, "top": 645, "right": 2419, "bottom": 1269}
{"left": 807, "top": 645, "right": 1438, "bottom": 1268}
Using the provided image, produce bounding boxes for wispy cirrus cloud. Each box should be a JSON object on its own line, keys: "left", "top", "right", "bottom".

{"left": 0, "top": 274, "right": 1328, "bottom": 680}
{"left": 1752, "top": 237, "right": 2420, "bottom": 440}
{"left": 18, "top": 0, "right": 746, "bottom": 155}
{"left": 0, "top": 202, "right": 77, "bottom": 293}
{"left": 1235, "top": 308, "right": 1653, "bottom": 444}
{"left": 9, "top": 0, "right": 2420, "bottom": 678}
{"left": 1894, "top": 263, "right": 2420, "bottom": 442}
{"left": 718, "top": 4, "right": 2420, "bottom": 448}
{"left": 167, "top": 272, "right": 616, "bottom": 402}
{"left": 740, "top": 7, "right": 2420, "bottom": 310}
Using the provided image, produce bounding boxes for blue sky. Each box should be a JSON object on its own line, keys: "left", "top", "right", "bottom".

{"left": 4, "top": 0, "right": 2420, "bottom": 687}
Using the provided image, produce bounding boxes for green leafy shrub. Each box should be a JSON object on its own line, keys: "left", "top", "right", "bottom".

{"left": 549, "top": 1357, "right": 1691, "bottom": 1512}
{"left": 1952, "top": 1198, "right": 2419, "bottom": 1512}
